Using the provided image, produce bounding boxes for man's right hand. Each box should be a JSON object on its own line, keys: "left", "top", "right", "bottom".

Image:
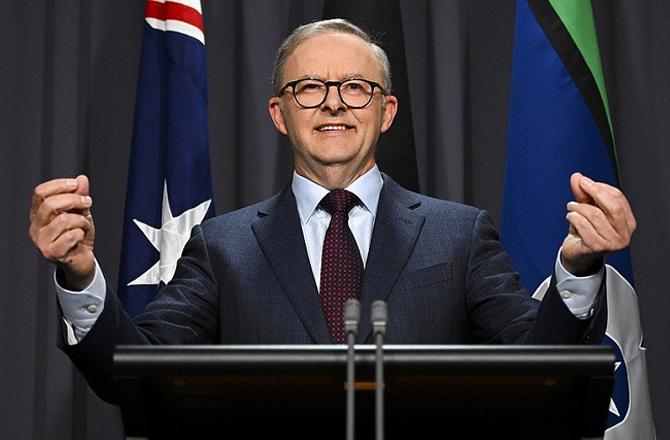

{"left": 29, "top": 175, "right": 96, "bottom": 290}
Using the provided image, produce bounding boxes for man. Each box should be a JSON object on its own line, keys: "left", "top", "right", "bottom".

{"left": 29, "top": 19, "right": 635, "bottom": 403}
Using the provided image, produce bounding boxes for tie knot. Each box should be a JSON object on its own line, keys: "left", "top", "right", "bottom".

{"left": 320, "top": 189, "right": 359, "bottom": 215}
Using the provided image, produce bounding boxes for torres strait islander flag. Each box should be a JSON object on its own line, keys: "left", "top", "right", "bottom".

{"left": 118, "top": 0, "right": 214, "bottom": 317}
{"left": 502, "top": 1, "right": 655, "bottom": 438}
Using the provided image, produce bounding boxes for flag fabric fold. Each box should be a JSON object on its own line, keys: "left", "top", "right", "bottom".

{"left": 502, "top": 0, "right": 655, "bottom": 438}
{"left": 118, "top": 0, "right": 214, "bottom": 318}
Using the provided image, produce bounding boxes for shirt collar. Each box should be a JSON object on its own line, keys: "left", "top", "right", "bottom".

{"left": 292, "top": 165, "right": 384, "bottom": 225}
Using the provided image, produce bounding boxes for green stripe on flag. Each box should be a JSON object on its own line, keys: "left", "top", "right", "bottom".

{"left": 548, "top": 0, "right": 613, "bottom": 139}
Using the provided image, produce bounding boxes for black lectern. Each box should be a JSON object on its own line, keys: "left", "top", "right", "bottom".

{"left": 114, "top": 345, "right": 614, "bottom": 439}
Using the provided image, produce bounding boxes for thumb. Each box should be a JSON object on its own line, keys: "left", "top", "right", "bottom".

{"left": 570, "top": 172, "right": 591, "bottom": 204}
{"left": 75, "top": 174, "right": 90, "bottom": 197}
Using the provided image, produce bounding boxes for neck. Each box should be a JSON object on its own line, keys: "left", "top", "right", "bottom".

{"left": 295, "top": 161, "right": 375, "bottom": 190}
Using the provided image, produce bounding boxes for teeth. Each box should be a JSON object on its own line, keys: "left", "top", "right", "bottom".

{"left": 318, "top": 125, "right": 348, "bottom": 132}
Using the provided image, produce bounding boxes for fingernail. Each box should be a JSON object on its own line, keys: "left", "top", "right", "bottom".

{"left": 581, "top": 176, "right": 594, "bottom": 186}
{"left": 567, "top": 201, "right": 578, "bottom": 208}
{"left": 82, "top": 196, "right": 92, "bottom": 205}
{"left": 67, "top": 179, "right": 78, "bottom": 186}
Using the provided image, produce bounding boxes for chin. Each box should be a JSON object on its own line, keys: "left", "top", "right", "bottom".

{"left": 310, "top": 147, "right": 358, "bottom": 164}
{"left": 315, "top": 156, "right": 358, "bottom": 167}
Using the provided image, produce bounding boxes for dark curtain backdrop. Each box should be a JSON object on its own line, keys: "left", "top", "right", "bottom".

{"left": 1, "top": 1, "right": 668, "bottom": 439}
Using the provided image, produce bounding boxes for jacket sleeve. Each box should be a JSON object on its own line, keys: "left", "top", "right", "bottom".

{"left": 464, "top": 209, "right": 606, "bottom": 344}
{"left": 58, "top": 224, "right": 219, "bottom": 403}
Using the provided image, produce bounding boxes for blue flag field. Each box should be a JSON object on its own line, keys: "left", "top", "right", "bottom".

{"left": 118, "top": 0, "right": 214, "bottom": 318}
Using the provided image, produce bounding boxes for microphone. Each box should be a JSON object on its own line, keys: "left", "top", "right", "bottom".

{"left": 344, "top": 299, "right": 361, "bottom": 440}
{"left": 371, "top": 300, "right": 388, "bottom": 440}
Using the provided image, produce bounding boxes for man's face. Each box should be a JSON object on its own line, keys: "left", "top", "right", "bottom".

{"left": 268, "top": 32, "right": 398, "bottom": 186}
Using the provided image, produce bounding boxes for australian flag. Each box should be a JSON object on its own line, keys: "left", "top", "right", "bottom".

{"left": 118, "top": 0, "right": 215, "bottom": 318}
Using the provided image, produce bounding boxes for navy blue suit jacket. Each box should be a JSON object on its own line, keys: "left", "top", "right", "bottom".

{"left": 62, "top": 175, "right": 605, "bottom": 403}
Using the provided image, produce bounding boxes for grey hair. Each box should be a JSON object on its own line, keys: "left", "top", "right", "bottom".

{"left": 271, "top": 18, "right": 392, "bottom": 95}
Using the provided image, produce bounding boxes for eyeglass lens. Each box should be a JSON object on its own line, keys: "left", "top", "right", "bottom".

{"left": 293, "top": 79, "right": 374, "bottom": 108}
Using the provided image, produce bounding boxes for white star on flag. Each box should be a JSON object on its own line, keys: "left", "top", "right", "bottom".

{"left": 128, "top": 181, "right": 211, "bottom": 286}
{"left": 608, "top": 361, "right": 622, "bottom": 417}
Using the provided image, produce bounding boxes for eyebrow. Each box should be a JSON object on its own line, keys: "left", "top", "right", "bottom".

{"left": 295, "top": 73, "right": 367, "bottom": 81}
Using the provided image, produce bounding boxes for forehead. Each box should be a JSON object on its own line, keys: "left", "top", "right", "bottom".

{"left": 283, "top": 32, "right": 381, "bottom": 82}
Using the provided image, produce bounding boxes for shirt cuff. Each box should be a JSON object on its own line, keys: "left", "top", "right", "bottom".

{"left": 54, "top": 261, "right": 106, "bottom": 344}
{"left": 554, "top": 248, "right": 604, "bottom": 319}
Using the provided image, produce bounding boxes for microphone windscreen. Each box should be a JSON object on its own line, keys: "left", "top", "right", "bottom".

{"left": 344, "top": 298, "right": 361, "bottom": 323}
{"left": 371, "top": 300, "right": 388, "bottom": 324}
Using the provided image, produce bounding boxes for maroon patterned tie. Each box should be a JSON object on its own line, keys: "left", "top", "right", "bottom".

{"left": 319, "top": 190, "right": 363, "bottom": 343}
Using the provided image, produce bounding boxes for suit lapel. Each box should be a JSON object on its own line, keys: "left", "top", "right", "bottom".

{"left": 357, "top": 177, "right": 425, "bottom": 343}
{"left": 251, "top": 187, "right": 332, "bottom": 344}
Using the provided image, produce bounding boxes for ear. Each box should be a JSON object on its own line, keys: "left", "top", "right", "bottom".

{"left": 380, "top": 95, "right": 398, "bottom": 133}
{"left": 268, "top": 97, "right": 288, "bottom": 135}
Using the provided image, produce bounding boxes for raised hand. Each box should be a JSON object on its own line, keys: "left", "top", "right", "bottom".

{"left": 561, "top": 172, "right": 636, "bottom": 276}
{"left": 29, "top": 175, "right": 96, "bottom": 290}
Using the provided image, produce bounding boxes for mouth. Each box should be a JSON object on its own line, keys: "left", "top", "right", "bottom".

{"left": 314, "top": 123, "right": 355, "bottom": 133}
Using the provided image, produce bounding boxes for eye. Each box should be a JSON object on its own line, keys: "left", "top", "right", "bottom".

{"left": 342, "top": 80, "right": 370, "bottom": 95}
{"left": 296, "top": 80, "right": 325, "bottom": 94}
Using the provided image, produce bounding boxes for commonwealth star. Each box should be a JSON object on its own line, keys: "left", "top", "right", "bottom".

{"left": 128, "top": 181, "right": 211, "bottom": 286}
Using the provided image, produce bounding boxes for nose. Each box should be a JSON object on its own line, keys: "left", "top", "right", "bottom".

{"left": 320, "top": 83, "right": 346, "bottom": 113}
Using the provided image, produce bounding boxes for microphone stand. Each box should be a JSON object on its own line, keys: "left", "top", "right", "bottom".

{"left": 371, "top": 300, "right": 388, "bottom": 440}
{"left": 344, "top": 299, "right": 361, "bottom": 440}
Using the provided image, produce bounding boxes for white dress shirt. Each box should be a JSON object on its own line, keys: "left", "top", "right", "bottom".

{"left": 56, "top": 165, "right": 601, "bottom": 343}
{"left": 292, "top": 165, "right": 383, "bottom": 290}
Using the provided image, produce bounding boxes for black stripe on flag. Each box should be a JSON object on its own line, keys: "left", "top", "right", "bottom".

{"left": 527, "top": 0, "right": 618, "bottom": 179}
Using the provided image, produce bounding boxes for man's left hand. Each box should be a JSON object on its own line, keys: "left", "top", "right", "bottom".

{"left": 561, "top": 172, "right": 636, "bottom": 276}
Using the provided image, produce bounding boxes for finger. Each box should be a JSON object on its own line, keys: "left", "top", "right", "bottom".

{"left": 76, "top": 175, "right": 94, "bottom": 219}
{"left": 570, "top": 173, "right": 592, "bottom": 204}
{"left": 74, "top": 174, "right": 90, "bottom": 197}
{"left": 42, "top": 228, "right": 86, "bottom": 263}
{"left": 578, "top": 178, "right": 635, "bottom": 235}
{"left": 31, "top": 178, "right": 79, "bottom": 215}
{"left": 565, "top": 211, "right": 613, "bottom": 254}
{"left": 39, "top": 212, "right": 92, "bottom": 245}
{"left": 566, "top": 201, "right": 620, "bottom": 242}
{"left": 33, "top": 192, "right": 93, "bottom": 226}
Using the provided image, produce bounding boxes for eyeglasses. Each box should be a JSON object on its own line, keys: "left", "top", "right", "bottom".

{"left": 278, "top": 78, "right": 387, "bottom": 109}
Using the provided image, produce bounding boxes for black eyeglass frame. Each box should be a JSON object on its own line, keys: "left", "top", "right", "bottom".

{"left": 278, "top": 78, "right": 388, "bottom": 109}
